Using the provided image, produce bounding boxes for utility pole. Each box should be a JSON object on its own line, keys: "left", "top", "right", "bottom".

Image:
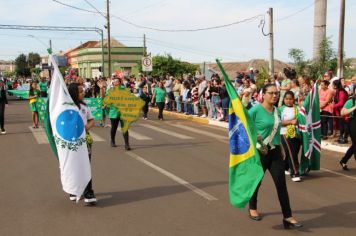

{"left": 268, "top": 8, "right": 274, "bottom": 76}
{"left": 143, "top": 34, "right": 147, "bottom": 56}
{"left": 313, "top": 0, "right": 327, "bottom": 60}
{"left": 49, "top": 39, "right": 53, "bottom": 79}
{"left": 337, "top": 0, "right": 346, "bottom": 78}
{"left": 106, "top": 0, "right": 112, "bottom": 77}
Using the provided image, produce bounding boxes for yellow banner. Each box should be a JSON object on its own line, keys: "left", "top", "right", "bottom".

{"left": 103, "top": 87, "right": 145, "bottom": 132}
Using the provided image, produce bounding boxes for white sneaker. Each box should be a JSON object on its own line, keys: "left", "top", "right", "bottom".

{"left": 291, "top": 176, "right": 301, "bottom": 182}
{"left": 284, "top": 171, "right": 290, "bottom": 175}
{"left": 200, "top": 114, "right": 207, "bottom": 118}
{"left": 104, "top": 124, "right": 111, "bottom": 128}
{"left": 69, "top": 194, "right": 76, "bottom": 201}
{"left": 1, "top": 130, "right": 6, "bottom": 135}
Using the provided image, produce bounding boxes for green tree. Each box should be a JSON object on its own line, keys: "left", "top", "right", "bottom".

{"left": 256, "top": 66, "right": 269, "bottom": 89}
{"left": 151, "top": 54, "right": 198, "bottom": 77}
{"left": 288, "top": 48, "right": 307, "bottom": 75}
{"left": 27, "top": 52, "right": 41, "bottom": 68}
{"left": 15, "top": 54, "right": 30, "bottom": 77}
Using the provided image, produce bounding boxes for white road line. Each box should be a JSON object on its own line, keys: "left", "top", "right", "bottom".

{"left": 140, "top": 124, "right": 193, "bottom": 140}
{"left": 28, "top": 126, "right": 48, "bottom": 144}
{"left": 128, "top": 130, "right": 152, "bottom": 140}
{"left": 169, "top": 123, "right": 228, "bottom": 143}
{"left": 320, "top": 167, "right": 356, "bottom": 181}
{"left": 90, "top": 132, "right": 106, "bottom": 142}
{"left": 29, "top": 126, "right": 105, "bottom": 144}
{"left": 126, "top": 151, "right": 218, "bottom": 201}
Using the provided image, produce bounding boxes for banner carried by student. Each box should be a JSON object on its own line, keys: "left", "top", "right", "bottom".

{"left": 216, "top": 59, "right": 264, "bottom": 208}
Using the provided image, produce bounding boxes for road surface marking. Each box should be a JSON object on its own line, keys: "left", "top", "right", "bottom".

{"left": 126, "top": 151, "right": 218, "bottom": 201}
{"left": 169, "top": 123, "right": 228, "bottom": 143}
{"left": 320, "top": 167, "right": 356, "bottom": 181}
{"left": 127, "top": 130, "right": 152, "bottom": 140}
{"left": 29, "top": 126, "right": 48, "bottom": 144}
{"left": 140, "top": 124, "right": 193, "bottom": 140}
{"left": 29, "top": 126, "right": 105, "bottom": 144}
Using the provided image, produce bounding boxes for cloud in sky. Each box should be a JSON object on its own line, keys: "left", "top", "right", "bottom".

{"left": 0, "top": 0, "right": 355, "bottom": 63}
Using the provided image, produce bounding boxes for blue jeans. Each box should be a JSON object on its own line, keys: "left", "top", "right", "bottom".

{"left": 175, "top": 95, "right": 181, "bottom": 113}
{"left": 221, "top": 97, "right": 230, "bottom": 121}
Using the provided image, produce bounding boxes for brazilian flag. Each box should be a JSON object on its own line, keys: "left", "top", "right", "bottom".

{"left": 216, "top": 59, "right": 264, "bottom": 208}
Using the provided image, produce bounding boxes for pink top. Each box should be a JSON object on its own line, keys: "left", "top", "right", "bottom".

{"left": 319, "top": 88, "right": 333, "bottom": 113}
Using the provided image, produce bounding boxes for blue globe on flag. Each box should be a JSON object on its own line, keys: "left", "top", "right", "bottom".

{"left": 229, "top": 113, "right": 250, "bottom": 155}
{"left": 56, "top": 109, "right": 84, "bottom": 142}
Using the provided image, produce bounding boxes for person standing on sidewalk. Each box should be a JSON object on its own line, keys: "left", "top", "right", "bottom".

{"left": 319, "top": 80, "right": 334, "bottom": 139}
{"left": 340, "top": 85, "right": 356, "bottom": 170}
{"left": 0, "top": 80, "right": 8, "bottom": 134}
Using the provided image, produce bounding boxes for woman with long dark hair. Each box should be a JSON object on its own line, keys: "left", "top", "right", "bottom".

{"left": 248, "top": 84, "right": 302, "bottom": 229}
{"left": 67, "top": 83, "right": 97, "bottom": 205}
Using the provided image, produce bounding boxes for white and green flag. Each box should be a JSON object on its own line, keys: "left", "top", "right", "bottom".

{"left": 297, "top": 83, "right": 321, "bottom": 173}
{"left": 47, "top": 55, "right": 91, "bottom": 199}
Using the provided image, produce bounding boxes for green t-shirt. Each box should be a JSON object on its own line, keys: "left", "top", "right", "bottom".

{"left": 39, "top": 81, "right": 48, "bottom": 92}
{"left": 154, "top": 87, "right": 166, "bottom": 103}
{"left": 343, "top": 98, "right": 355, "bottom": 118}
{"left": 248, "top": 103, "right": 281, "bottom": 145}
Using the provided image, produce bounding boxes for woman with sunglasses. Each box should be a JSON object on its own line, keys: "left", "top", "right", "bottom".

{"left": 248, "top": 84, "right": 302, "bottom": 229}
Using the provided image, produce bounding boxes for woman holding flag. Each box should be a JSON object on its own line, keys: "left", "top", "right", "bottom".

{"left": 67, "top": 83, "right": 97, "bottom": 204}
{"left": 248, "top": 84, "right": 302, "bottom": 229}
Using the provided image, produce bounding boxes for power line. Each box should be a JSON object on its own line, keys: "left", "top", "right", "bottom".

{"left": 84, "top": 0, "right": 106, "bottom": 18}
{"left": 52, "top": 0, "right": 264, "bottom": 32}
{"left": 275, "top": 2, "right": 315, "bottom": 22}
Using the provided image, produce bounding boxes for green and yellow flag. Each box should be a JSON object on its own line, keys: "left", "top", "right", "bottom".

{"left": 216, "top": 59, "right": 264, "bottom": 208}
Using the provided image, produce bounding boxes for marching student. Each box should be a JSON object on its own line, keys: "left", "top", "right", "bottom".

{"left": 0, "top": 80, "right": 8, "bottom": 134}
{"left": 248, "top": 84, "right": 302, "bottom": 229}
{"left": 28, "top": 81, "right": 40, "bottom": 128}
{"left": 140, "top": 86, "right": 151, "bottom": 120}
{"left": 109, "top": 78, "right": 131, "bottom": 150}
{"left": 279, "top": 91, "right": 301, "bottom": 182}
{"left": 151, "top": 81, "right": 166, "bottom": 121}
{"left": 67, "top": 83, "right": 97, "bottom": 205}
{"left": 339, "top": 85, "right": 356, "bottom": 170}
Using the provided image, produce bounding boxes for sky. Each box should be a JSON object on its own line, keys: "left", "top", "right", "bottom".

{"left": 0, "top": 0, "right": 355, "bottom": 64}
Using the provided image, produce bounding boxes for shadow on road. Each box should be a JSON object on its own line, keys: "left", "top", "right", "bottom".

{"left": 264, "top": 201, "right": 356, "bottom": 232}
{"left": 96, "top": 181, "right": 227, "bottom": 208}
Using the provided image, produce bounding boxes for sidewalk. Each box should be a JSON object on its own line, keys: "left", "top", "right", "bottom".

{"left": 150, "top": 108, "right": 349, "bottom": 154}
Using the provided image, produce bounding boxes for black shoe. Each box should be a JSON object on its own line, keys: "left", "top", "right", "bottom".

{"left": 125, "top": 145, "right": 131, "bottom": 151}
{"left": 84, "top": 192, "right": 97, "bottom": 205}
{"left": 111, "top": 141, "right": 117, "bottom": 147}
{"left": 283, "top": 219, "right": 303, "bottom": 229}
{"left": 338, "top": 139, "right": 348, "bottom": 144}
{"left": 248, "top": 210, "right": 262, "bottom": 221}
{"left": 340, "top": 161, "right": 349, "bottom": 171}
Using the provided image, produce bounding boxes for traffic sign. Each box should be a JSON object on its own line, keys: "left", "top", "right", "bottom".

{"left": 142, "top": 56, "right": 153, "bottom": 72}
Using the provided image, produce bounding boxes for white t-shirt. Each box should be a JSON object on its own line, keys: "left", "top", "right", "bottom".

{"left": 79, "top": 104, "right": 93, "bottom": 126}
{"left": 280, "top": 106, "right": 297, "bottom": 135}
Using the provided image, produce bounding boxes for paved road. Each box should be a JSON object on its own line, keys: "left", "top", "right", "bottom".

{"left": 1, "top": 99, "right": 356, "bottom": 236}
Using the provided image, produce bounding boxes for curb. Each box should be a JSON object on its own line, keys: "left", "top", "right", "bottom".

{"left": 150, "top": 108, "right": 348, "bottom": 154}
